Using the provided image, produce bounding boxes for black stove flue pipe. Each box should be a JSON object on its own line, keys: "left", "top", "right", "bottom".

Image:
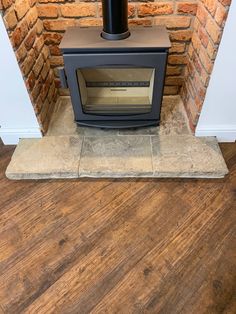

{"left": 101, "top": 0, "right": 130, "bottom": 40}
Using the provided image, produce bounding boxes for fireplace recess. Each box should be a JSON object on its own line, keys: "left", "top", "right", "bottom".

{"left": 59, "top": 26, "right": 171, "bottom": 128}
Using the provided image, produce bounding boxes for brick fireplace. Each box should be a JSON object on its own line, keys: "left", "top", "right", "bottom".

{"left": 0, "top": 0, "right": 231, "bottom": 133}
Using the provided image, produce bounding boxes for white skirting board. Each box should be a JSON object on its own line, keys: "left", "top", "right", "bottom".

{"left": 195, "top": 125, "right": 236, "bottom": 143}
{"left": 0, "top": 128, "right": 42, "bottom": 145}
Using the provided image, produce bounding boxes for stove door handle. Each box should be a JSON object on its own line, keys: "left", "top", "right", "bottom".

{"left": 58, "top": 67, "right": 68, "bottom": 88}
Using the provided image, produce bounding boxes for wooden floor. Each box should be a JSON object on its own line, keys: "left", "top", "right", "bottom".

{"left": 0, "top": 140, "right": 235, "bottom": 314}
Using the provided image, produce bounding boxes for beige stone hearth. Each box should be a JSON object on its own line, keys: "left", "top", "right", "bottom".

{"left": 6, "top": 96, "right": 228, "bottom": 179}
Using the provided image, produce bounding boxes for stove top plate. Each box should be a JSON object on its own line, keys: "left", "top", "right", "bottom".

{"left": 60, "top": 26, "right": 171, "bottom": 54}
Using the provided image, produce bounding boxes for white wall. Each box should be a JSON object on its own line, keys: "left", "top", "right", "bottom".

{"left": 196, "top": 0, "right": 236, "bottom": 142}
{"left": 0, "top": 15, "right": 42, "bottom": 145}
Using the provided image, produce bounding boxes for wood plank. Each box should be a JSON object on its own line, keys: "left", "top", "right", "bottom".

{"left": 0, "top": 181, "right": 150, "bottom": 312}
{"left": 23, "top": 182, "right": 231, "bottom": 313}
{"left": 0, "top": 142, "right": 234, "bottom": 313}
{"left": 90, "top": 185, "right": 234, "bottom": 313}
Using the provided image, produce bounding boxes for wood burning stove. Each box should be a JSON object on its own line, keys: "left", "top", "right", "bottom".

{"left": 59, "top": 1, "right": 170, "bottom": 128}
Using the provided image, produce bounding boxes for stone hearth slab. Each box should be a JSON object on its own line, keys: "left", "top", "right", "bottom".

{"left": 79, "top": 136, "right": 153, "bottom": 177}
{"left": 6, "top": 136, "right": 82, "bottom": 180}
{"left": 151, "top": 135, "right": 228, "bottom": 178}
{"left": 46, "top": 98, "right": 77, "bottom": 136}
{"left": 6, "top": 134, "right": 228, "bottom": 179}
{"left": 5, "top": 96, "right": 228, "bottom": 180}
{"left": 47, "top": 96, "right": 191, "bottom": 137}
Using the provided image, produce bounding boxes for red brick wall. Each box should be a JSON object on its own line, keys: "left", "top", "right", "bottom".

{"left": 181, "top": 0, "right": 231, "bottom": 130}
{"left": 0, "top": 0, "right": 58, "bottom": 133}
{"left": 36, "top": 0, "right": 198, "bottom": 97}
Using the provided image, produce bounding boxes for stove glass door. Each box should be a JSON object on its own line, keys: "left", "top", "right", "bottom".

{"left": 76, "top": 67, "right": 155, "bottom": 115}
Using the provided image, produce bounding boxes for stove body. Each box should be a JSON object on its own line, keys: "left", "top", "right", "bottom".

{"left": 59, "top": 26, "right": 171, "bottom": 128}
